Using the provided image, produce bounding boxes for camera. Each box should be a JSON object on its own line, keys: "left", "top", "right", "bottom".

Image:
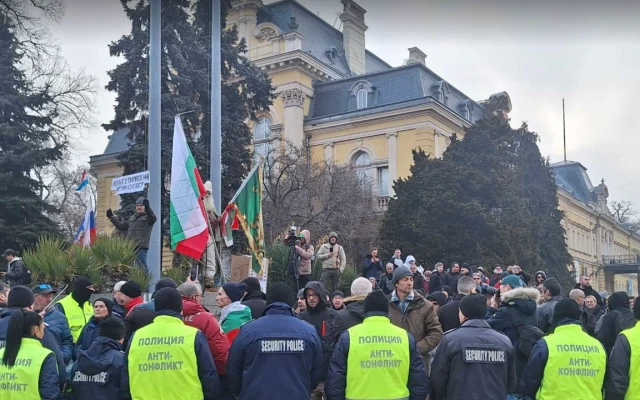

{"left": 286, "top": 226, "right": 298, "bottom": 247}
{"left": 478, "top": 285, "right": 498, "bottom": 295}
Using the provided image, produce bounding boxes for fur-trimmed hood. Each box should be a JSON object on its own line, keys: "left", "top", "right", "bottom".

{"left": 501, "top": 287, "right": 540, "bottom": 303}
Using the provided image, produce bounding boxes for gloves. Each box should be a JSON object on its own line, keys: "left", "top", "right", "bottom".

{"left": 143, "top": 199, "right": 150, "bottom": 208}
{"left": 106, "top": 209, "right": 114, "bottom": 219}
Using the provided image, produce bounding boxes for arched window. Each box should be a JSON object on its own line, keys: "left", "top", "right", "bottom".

{"left": 253, "top": 116, "right": 272, "bottom": 141}
{"left": 352, "top": 151, "right": 371, "bottom": 184}
{"left": 356, "top": 89, "right": 368, "bottom": 110}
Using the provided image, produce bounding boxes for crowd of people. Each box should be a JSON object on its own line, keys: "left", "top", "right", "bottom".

{"left": 2, "top": 242, "right": 640, "bottom": 400}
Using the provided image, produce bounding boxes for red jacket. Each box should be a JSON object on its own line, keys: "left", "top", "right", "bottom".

{"left": 124, "top": 296, "right": 144, "bottom": 317}
{"left": 181, "top": 297, "right": 230, "bottom": 375}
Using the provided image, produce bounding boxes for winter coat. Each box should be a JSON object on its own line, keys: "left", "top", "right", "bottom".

{"left": 431, "top": 319, "right": 516, "bottom": 400}
{"left": 581, "top": 306, "right": 604, "bottom": 336}
{"left": 574, "top": 283, "right": 604, "bottom": 308}
{"left": 362, "top": 255, "right": 384, "bottom": 280}
{"left": 605, "top": 327, "right": 639, "bottom": 399}
{"left": 442, "top": 271, "right": 461, "bottom": 294}
{"left": 389, "top": 256, "right": 404, "bottom": 269}
{"left": 123, "top": 302, "right": 156, "bottom": 347}
{"left": 42, "top": 308, "right": 74, "bottom": 363}
{"left": 242, "top": 290, "right": 267, "bottom": 320}
{"left": 429, "top": 271, "right": 443, "bottom": 293}
{"left": 536, "top": 295, "right": 563, "bottom": 334}
{"left": 316, "top": 243, "right": 346, "bottom": 271}
{"left": 4, "top": 257, "right": 26, "bottom": 287}
{"left": 438, "top": 294, "right": 466, "bottom": 333}
{"left": 227, "top": 302, "right": 323, "bottom": 400}
{"left": 71, "top": 336, "right": 124, "bottom": 400}
{"left": 219, "top": 301, "right": 253, "bottom": 343}
{"left": 295, "top": 230, "right": 314, "bottom": 276}
{"left": 379, "top": 272, "right": 395, "bottom": 295}
{"left": 182, "top": 297, "right": 230, "bottom": 375}
{"left": 412, "top": 272, "right": 425, "bottom": 296}
{"left": 298, "top": 281, "right": 338, "bottom": 381}
{"left": 596, "top": 307, "right": 636, "bottom": 354}
{"left": 388, "top": 290, "right": 443, "bottom": 364}
{"left": 489, "top": 273, "right": 502, "bottom": 287}
{"left": 112, "top": 301, "right": 126, "bottom": 320}
{"left": 109, "top": 207, "right": 157, "bottom": 249}
{"left": 326, "top": 316, "right": 429, "bottom": 400}
{"left": 332, "top": 296, "right": 366, "bottom": 343}
{"left": 76, "top": 316, "right": 104, "bottom": 352}
{"left": 514, "top": 271, "right": 530, "bottom": 285}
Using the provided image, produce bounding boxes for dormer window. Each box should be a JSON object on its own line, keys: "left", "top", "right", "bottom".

{"left": 356, "top": 89, "right": 368, "bottom": 109}
{"left": 459, "top": 100, "right": 475, "bottom": 121}
{"left": 349, "top": 80, "right": 375, "bottom": 111}
{"left": 432, "top": 80, "right": 450, "bottom": 106}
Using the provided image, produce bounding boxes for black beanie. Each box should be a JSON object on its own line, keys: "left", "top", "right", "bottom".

{"left": 99, "top": 315, "right": 125, "bottom": 341}
{"left": 459, "top": 294, "right": 487, "bottom": 320}
{"left": 93, "top": 298, "right": 114, "bottom": 315}
{"left": 8, "top": 286, "right": 34, "bottom": 308}
{"left": 608, "top": 291, "right": 630, "bottom": 311}
{"left": 242, "top": 277, "right": 262, "bottom": 293}
{"left": 331, "top": 290, "right": 344, "bottom": 299}
{"left": 427, "top": 292, "right": 448, "bottom": 307}
{"left": 553, "top": 298, "right": 582, "bottom": 325}
{"left": 266, "top": 282, "right": 293, "bottom": 307}
{"left": 222, "top": 282, "right": 247, "bottom": 303}
{"left": 155, "top": 278, "right": 177, "bottom": 292}
{"left": 154, "top": 288, "right": 183, "bottom": 313}
{"left": 364, "top": 290, "right": 389, "bottom": 316}
{"left": 120, "top": 281, "right": 142, "bottom": 298}
{"left": 634, "top": 299, "right": 640, "bottom": 320}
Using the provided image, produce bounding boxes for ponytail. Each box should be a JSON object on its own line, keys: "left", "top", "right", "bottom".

{"left": 1, "top": 310, "right": 42, "bottom": 368}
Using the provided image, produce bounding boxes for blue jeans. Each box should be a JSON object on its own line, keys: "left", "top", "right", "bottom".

{"left": 136, "top": 249, "right": 148, "bottom": 271}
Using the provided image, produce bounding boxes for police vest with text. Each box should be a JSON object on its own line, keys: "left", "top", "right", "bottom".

{"left": 0, "top": 338, "right": 54, "bottom": 400}
{"left": 127, "top": 315, "right": 201, "bottom": 400}
{"left": 57, "top": 295, "right": 93, "bottom": 342}
{"left": 536, "top": 324, "right": 606, "bottom": 400}
{"left": 346, "top": 316, "right": 410, "bottom": 400}
{"left": 621, "top": 321, "right": 640, "bottom": 399}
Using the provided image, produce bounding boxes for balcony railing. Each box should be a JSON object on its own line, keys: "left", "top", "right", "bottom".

{"left": 375, "top": 196, "right": 390, "bottom": 212}
{"left": 602, "top": 255, "right": 640, "bottom": 265}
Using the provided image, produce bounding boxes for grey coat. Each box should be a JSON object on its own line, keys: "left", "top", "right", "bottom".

{"left": 110, "top": 208, "right": 157, "bottom": 249}
{"left": 536, "top": 295, "right": 563, "bottom": 334}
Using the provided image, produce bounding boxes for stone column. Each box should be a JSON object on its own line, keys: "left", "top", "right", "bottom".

{"left": 324, "top": 143, "right": 334, "bottom": 163}
{"left": 386, "top": 132, "right": 397, "bottom": 197}
{"left": 281, "top": 88, "right": 306, "bottom": 147}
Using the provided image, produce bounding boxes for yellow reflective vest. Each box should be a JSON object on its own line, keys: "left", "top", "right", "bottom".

{"left": 621, "top": 322, "right": 640, "bottom": 399}
{"left": 127, "top": 315, "right": 201, "bottom": 400}
{"left": 57, "top": 295, "right": 93, "bottom": 342}
{"left": 346, "top": 316, "right": 411, "bottom": 400}
{"left": 0, "top": 338, "right": 54, "bottom": 400}
{"left": 536, "top": 324, "right": 606, "bottom": 400}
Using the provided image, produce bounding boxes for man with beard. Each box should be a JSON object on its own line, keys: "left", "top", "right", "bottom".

{"left": 574, "top": 275, "right": 603, "bottom": 308}
{"left": 201, "top": 181, "right": 223, "bottom": 289}
{"left": 56, "top": 277, "right": 96, "bottom": 343}
{"left": 536, "top": 277, "right": 563, "bottom": 334}
{"left": 489, "top": 265, "right": 503, "bottom": 287}
{"left": 316, "top": 232, "right": 346, "bottom": 295}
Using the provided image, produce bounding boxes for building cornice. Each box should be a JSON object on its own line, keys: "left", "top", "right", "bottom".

{"left": 252, "top": 50, "right": 344, "bottom": 81}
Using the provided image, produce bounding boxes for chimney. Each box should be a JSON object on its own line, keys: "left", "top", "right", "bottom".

{"left": 406, "top": 47, "right": 427, "bottom": 66}
{"left": 340, "top": 0, "right": 367, "bottom": 75}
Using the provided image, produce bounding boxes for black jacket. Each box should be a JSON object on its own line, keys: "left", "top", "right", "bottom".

{"left": 429, "top": 271, "right": 443, "bottom": 293}
{"left": 596, "top": 307, "right": 635, "bottom": 354}
{"left": 71, "top": 336, "right": 124, "bottom": 400}
{"left": 123, "top": 304, "right": 156, "bottom": 347}
{"left": 413, "top": 272, "right": 425, "bottom": 295}
{"left": 581, "top": 306, "right": 604, "bottom": 336}
{"left": 438, "top": 294, "right": 465, "bottom": 333}
{"left": 109, "top": 207, "right": 157, "bottom": 249}
{"left": 242, "top": 291, "right": 267, "bottom": 320}
{"left": 605, "top": 331, "right": 636, "bottom": 400}
{"left": 298, "top": 281, "right": 337, "bottom": 381}
{"left": 4, "top": 257, "right": 26, "bottom": 287}
{"left": 442, "top": 272, "right": 461, "bottom": 294}
{"left": 332, "top": 296, "right": 366, "bottom": 343}
{"left": 379, "top": 272, "right": 395, "bottom": 295}
{"left": 574, "top": 283, "right": 603, "bottom": 307}
{"left": 431, "top": 319, "right": 516, "bottom": 400}
{"left": 362, "top": 255, "right": 385, "bottom": 280}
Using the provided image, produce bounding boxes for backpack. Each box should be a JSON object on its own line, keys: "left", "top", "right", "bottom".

{"left": 514, "top": 320, "right": 544, "bottom": 359}
{"left": 21, "top": 264, "right": 32, "bottom": 285}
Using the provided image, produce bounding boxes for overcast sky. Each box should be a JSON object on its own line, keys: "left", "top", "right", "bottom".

{"left": 50, "top": 0, "right": 640, "bottom": 208}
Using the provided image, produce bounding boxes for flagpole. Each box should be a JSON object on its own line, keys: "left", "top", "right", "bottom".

{"left": 211, "top": 0, "right": 222, "bottom": 213}
{"left": 148, "top": 0, "right": 162, "bottom": 289}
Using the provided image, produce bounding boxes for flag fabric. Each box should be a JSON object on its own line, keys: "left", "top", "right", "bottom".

{"left": 221, "top": 161, "right": 265, "bottom": 274}
{"left": 75, "top": 170, "right": 89, "bottom": 192}
{"left": 170, "top": 116, "right": 210, "bottom": 259}
{"left": 74, "top": 199, "right": 96, "bottom": 247}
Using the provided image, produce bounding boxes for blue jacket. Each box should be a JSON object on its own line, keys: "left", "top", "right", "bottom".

{"left": 120, "top": 310, "right": 220, "bottom": 400}
{"left": 325, "top": 314, "right": 429, "bottom": 400}
{"left": 227, "top": 302, "right": 323, "bottom": 400}
{"left": 76, "top": 316, "right": 101, "bottom": 352}
{"left": 37, "top": 348, "right": 62, "bottom": 399}
{"left": 70, "top": 336, "right": 124, "bottom": 400}
{"left": 43, "top": 308, "right": 74, "bottom": 363}
{"left": 112, "top": 301, "right": 126, "bottom": 320}
{"left": 0, "top": 308, "right": 67, "bottom": 388}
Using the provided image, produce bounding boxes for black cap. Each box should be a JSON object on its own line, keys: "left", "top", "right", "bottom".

{"left": 8, "top": 286, "right": 34, "bottom": 308}
{"left": 1, "top": 249, "right": 17, "bottom": 258}
{"left": 459, "top": 294, "right": 487, "bottom": 320}
{"left": 155, "top": 278, "right": 177, "bottom": 292}
{"left": 32, "top": 284, "right": 57, "bottom": 295}
{"left": 99, "top": 315, "right": 125, "bottom": 341}
{"left": 266, "top": 282, "right": 293, "bottom": 307}
{"left": 242, "top": 277, "right": 262, "bottom": 293}
{"left": 426, "top": 292, "right": 447, "bottom": 307}
{"left": 154, "top": 288, "right": 182, "bottom": 313}
{"left": 552, "top": 298, "right": 582, "bottom": 325}
{"left": 363, "top": 290, "right": 389, "bottom": 316}
{"left": 120, "top": 281, "right": 142, "bottom": 298}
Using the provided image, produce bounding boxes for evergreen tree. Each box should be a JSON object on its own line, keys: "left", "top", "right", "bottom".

{"left": 380, "top": 110, "right": 573, "bottom": 287}
{"left": 0, "top": 12, "right": 62, "bottom": 251}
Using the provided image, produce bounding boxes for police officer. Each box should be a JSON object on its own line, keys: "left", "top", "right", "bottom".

{"left": 121, "top": 287, "right": 219, "bottom": 400}
{"left": 56, "top": 277, "right": 95, "bottom": 342}
{"left": 521, "top": 298, "right": 606, "bottom": 400}
{"left": 431, "top": 293, "right": 516, "bottom": 400}
{"left": 605, "top": 299, "right": 640, "bottom": 399}
{"left": 0, "top": 310, "right": 60, "bottom": 399}
{"left": 325, "top": 289, "right": 429, "bottom": 400}
{"left": 227, "top": 282, "right": 322, "bottom": 400}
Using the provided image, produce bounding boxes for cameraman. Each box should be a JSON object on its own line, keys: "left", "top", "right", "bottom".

{"left": 290, "top": 230, "right": 314, "bottom": 291}
{"left": 473, "top": 273, "right": 496, "bottom": 295}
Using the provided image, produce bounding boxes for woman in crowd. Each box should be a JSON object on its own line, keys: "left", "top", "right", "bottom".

{"left": 217, "top": 282, "right": 252, "bottom": 343}
{"left": 582, "top": 295, "right": 604, "bottom": 336}
{"left": 76, "top": 298, "right": 114, "bottom": 352}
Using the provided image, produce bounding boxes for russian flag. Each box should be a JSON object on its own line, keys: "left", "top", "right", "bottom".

{"left": 75, "top": 170, "right": 89, "bottom": 192}
{"left": 75, "top": 200, "right": 96, "bottom": 247}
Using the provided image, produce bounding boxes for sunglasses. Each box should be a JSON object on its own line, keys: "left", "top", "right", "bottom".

{"left": 37, "top": 284, "right": 52, "bottom": 290}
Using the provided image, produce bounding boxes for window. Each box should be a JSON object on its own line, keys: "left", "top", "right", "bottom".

{"left": 253, "top": 117, "right": 272, "bottom": 141}
{"left": 253, "top": 142, "right": 271, "bottom": 161}
{"left": 356, "top": 89, "right": 368, "bottom": 109}
{"left": 378, "top": 167, "right": 389, "bottom": 196}
{"left": 352, "top": 151, "right": 371, "bottom": 184}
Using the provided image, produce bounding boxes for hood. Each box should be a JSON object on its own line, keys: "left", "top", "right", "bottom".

{"left": 303, "top": 281, "right": 328, "bottom": 313}
{"left": 344, "top": 299, "right": 366, "bottom": 317}
{"left": 426, "top": 292, "right": 448, "bottom": 307}
{"left": 501, "top": 287, "right": 540, "bottom": 316}
{"left": 300, "top": 229, "right": 311, "bottom": 243}
{"left": 263, "top": 302, "right": 295, "bottom": 316}
{"left": 535, "top": 271, "right": 546, "bottom": 280}
{"left": 608, "top": 291, "right": 631, "bottom": 311}
{"left": 182, "top": 297, "right": 208, "bottom": 317}
{"left": 243, "top": 290, "right": 266, "bottom": 301}
{"left": 75, "top": 337, "right": 122, "bottom": 376}
{"left": 328, "top": 231, "right": 338, "bottom": 240}
{"left": 404, "top": 255, "right": 416, "bottom": 267}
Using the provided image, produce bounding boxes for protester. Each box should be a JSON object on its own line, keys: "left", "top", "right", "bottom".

{"left": 430, "top": 262, "right": 444, "bottom": 293}
{"left": 406, "top": 256, "right": 425, "bottom": 295}
{"left": 521, "top": 298, "right": 606, "bottom": 399}
{"left": 581, "top": 295, "right": 604, "bottom": 336}
{"left": 124, "top": 278, "right": 177, "bottom": 344}
{"left": 112, "top": 280, "right": 127, "bottom": 319}
{"left": 379, "top": 263, "right": 395, "bottom": 295}
{"left": 368, "top": 277, "right": 378, "bottom": 290}
{"left": 56, "top": 277, "right": 95, "bottom": 343}
{"left": 512, "top": 265, "right": 530, "bottom": 286}
{"left": 388, "top": 266, "right": 443, "bottom": 368}
{"left": 630, "top": 296, "right": 636, "bottom": 308}
{"left": 331, "top": 290, "right": 345, "bottom": 311}
{"left": 241, "top": 277, "right": 267, "bottom": 319}
{"left": 0, "top": 310, "right": 60, "bottom": 399}
{"left": 443, "top": 262, "right": 462, "bottom": 294}
{"left": 489, "top": 265, "right": 503, "bottom": 287}
{"left": 473, "top": 272, "right": 493, "bottom": 294}
{"left": 426, "top": 292, "right": 447, "bottom": 314}
{"left": 568, "top": 288, "right": 585, "bottom": 306}
{"left": 596, "top": 291, "right": 635, "bottom": 354}
{"left": 460, "top": 263, "right": 471, "bottom": 277}
{"left": 122, "top": 288, "right": 219, "bottom": 400}
{"left": 389, "top": 249, "right": 404, "bottom": 269}
{"left": 217, "top": 282, "right": 252, "bottom": 342}
{"left": 441, "top": 285, "right": 453, "bottom": 301}
{"left": 76, "top": 297, "right": 114, "bottom": 352}
{"left": 135, "top": 277, "right": 178, "bottom": 313}
{"left": 574, "top": 275, "right": 603, "bottom": 307}
{"left": 534, "top": 270, "right": 546, "bottom": 287}
{"left": 423, "top": 270, "right": 431, "bottom": 294}
{"left": 536, "top": 277, "right": 563, "bottom": 334}
{"left": 326, "top": 290, "right": 429, "bottom": 400}
{"left": 476, "top": 266, "right": 489, "bottom": 284}
{"left": 332, "top": 277, "right": 373, "bottom": 342}
{"left": 317, "top": 232, "right": 346, "bottom": 294}
{"left": 202, "top": 181, "right": 223, "bottom": 288}
{"left": 605, "top": 299, "right": 640, "bottom": 399}
{"left": 1, "top": 249, "right": 29, "bottom": 287}
{"left": 107, "top": 196, "right": 157, "bottom": 269}
{"left": 295, "top": 289, "right": 306, "bottom": 314}
{"left": 438, "top": 276, "right": 475, "bottom": 333}
{"left": 432, "top": 294, "right": 516, "bottom": 400}
{"left": 292, "top": 229, "right": 314, "bottom": 291}
{"left": 0, "top": 282, "right": 9, "bottom": 309}
{"left": 362, "top": 247, "right": 384, "bottom": 281}
{"left": 32, "top": 283, "right": 74, "bottom": 362}
{"left": 71, "top": 315, "right": 125, "bottom": 400}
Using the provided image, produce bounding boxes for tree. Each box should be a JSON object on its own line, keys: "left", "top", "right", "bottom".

{"left": 610, "top": 200, "right": 640, "bottom": 234}
{"left": 104, "top": 0, "right": 273, "bottom": 227}
{"left": 380, "top": 112, "right": 573, "bottom": 287}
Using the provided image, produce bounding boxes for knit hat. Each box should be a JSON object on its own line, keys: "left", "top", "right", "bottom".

{"left": 331, "top": 290, "right": 344, "bottom": 299}
{"left": 155, "top": 278, "right": 177, "bottom": 292}
{"left": 120, "top": 281, "right": 142, "bottom": 298}
{"left": 459, "top": 294, "right": 487, "bottom": 320}
{"left": 634, "top": 299, "right": 640, "bottom": 320}
{"left": 535, "top": 271, "right": 547, "bottom": 280}
{"left": 501, "top": 275, "right": 523, "bottom": 289}
{"left": 442, "top": 285, "right": 453, "bottom": 297}
{"left": 136, "top": 197, "right": 146, "bottom": 205}
{"left": 363, "top": 290, "right": 389, "bottom": 316}
{"left": 426, "top": 292, "right": 448, "bottom": 307}
{"left": 297, "top": 289, "right": 305, "bottom": 299}
{"left": 7, "top": 286, "right": 34, "bottom": 308}
{"left": 328, "top": 231, "right": 338, "bottom": 240}
{"left": 608, "top": 291, "right": 630, "bottom": 311}
{"left": 154, "top": 288, "right": 183, "bottom": 313}
{"left": 242, "top": 277, "right": 262, "bottom": 293}
{"left": 99, "top": 315, "right": 125, "bottom": 341}
{"left": 93, "top": 298, "right": 114, "bottom": 315}
{"left": 266, "top": 282, "right": 293, "bottom": 307}
{"left": 393, "top": 266, "right": 413, "bottom": 285}
{"left": 222, "top": 282, "right": 247, "bottom": 303}
{"left": 552, "top": 298, "right": 582, "bottom": 325}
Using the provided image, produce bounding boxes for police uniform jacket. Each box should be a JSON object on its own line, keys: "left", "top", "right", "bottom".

{"left": 227, "top": 302, "right": 323, "bottom": 400}
{"left": 71, "top": 336, "right": 124, "bottom": 400}
{"left": 431, "top": 318, "right": 516, "bottom": 400}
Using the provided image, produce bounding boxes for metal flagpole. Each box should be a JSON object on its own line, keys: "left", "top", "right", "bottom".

{"left": 148, "top": 0, "right": 162, "bottom": 289}
{"left": 211, "top": 0, "right": 222, "bottom": 212}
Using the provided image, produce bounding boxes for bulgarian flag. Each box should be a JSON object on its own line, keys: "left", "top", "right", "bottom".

{"left": 170, "top": 116, "right": 210, "bottom": 259}
{"left": 221, "top": 161, "right": 265, "bottom": 274}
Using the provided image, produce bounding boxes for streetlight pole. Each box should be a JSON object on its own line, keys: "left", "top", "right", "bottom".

{"left": 211, "top": 0, "right": 222, "bottom": 212}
